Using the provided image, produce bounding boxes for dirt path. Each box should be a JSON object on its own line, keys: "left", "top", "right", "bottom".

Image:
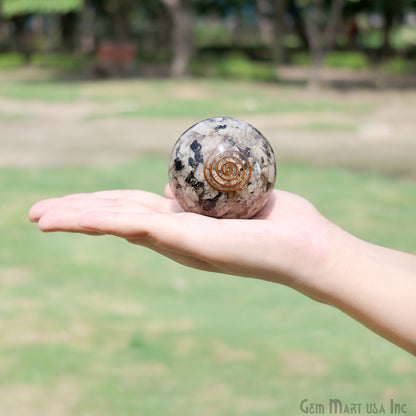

{"left": 1, "top": 88, "right": 416, "bottom": 177}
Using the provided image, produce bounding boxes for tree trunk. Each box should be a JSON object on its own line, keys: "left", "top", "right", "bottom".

{"left": 0, "top": 14, "right": 10, "bottom": 45}
{"left": 381, "top": 7, "right": 393, "bottom": 56}
{"left": 304, "top": 0, "right": 344, "bottom": 90}
{"left": 11, "top": 15, "right": 32, "bottom": 63}
{"left": 272, "top": 0, "right": 289, "bottom": 64}
{"left": 60, "top": 12, "right": 78, "bottom": 52}
{"left": 289, "top": 0, "right": 309, "bottom": 50}
{"left": 161, "top": 0, "right": 194, "bottom": 77}
{"left": 112, "top": 9, "right": 130, "bottom": 42}
{"left": 304, "top": 0, "right": 324, "bottom": 90}
{"left": 324, "top": 0, "right": 344, "bottom": 52}
{"left": 79, "top": 5, "right": 96, "bottom": 54}
{"left": 257, "top": 14, "right": 274, "bottom": 46}
{"left": 104, "top": 0, "right": 131, "bottom": 42}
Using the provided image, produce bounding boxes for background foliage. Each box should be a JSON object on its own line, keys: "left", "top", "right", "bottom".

{"left": 2, "top": 0, "right": 83, "bottom": 16}
{"left": 0, "top": 0, "right": 415, "bottom": 83}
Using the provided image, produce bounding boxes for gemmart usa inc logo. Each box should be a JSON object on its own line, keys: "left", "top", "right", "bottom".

{"left": 299, "top": 398, "right": 408, "bottom": 414}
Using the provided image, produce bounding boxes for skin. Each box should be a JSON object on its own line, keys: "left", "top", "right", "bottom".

{"left": 29, "top": 186, "right": 416, "bottom": 355}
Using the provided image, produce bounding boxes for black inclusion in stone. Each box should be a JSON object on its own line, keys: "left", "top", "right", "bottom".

{"left": 174, "top": 157, "right": 184, "bottom": 171}
{"left": 190, "top": 140, "right": 204, "bottom": 164}
{"left": 241, "top": 147, "right": 251, "bottom": 158}
{"left": 199, "top": 199, "right": 216, "bottom": 212}
{"left": 199, "top": 192, "right": 221, "bottom": 211}
{"left": 261, "top": 139, "right": 273, "bottom": 160}
{"left": 223, "top": 136, "right": 235, "bottom": 147}
{"left": 188, "top": 157, "right": 197, "bottom": 168}
{"left": 185, "top": 171, "right": 205, "bottom": 191}
{"left": 214, "top": 124, "right": 227, "bottom": 131}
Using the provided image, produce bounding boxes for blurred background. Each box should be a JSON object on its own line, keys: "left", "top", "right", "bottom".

{"left": 1, "top": 1, "right": 416, "bottom": 415}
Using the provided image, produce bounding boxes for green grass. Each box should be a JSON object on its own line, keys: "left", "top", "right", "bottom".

{"left": 0, "top": 78, "right": 370, "bottom": 118}
{"left": 86, "top": 98, "right": 363, "bottom": 120}
{"left": 0, "top": 80, "right": 81, "bottom": 102}
{"left": 86, "top": 79, "right": 369, "bottom": 119}
{"left": 1, "top": 158, "right": 415, "bottom": 415}
{"left": 380, "top": 57, "right": 416, "bottom": 75}
{"left": 0, "top": 111, "right": 31, "bottom": 121}
{"left": 291, "top": 52, "right": 370, "bottom": 71}
{"left": 0, "top": 53, "right": 26, "bottom": 69}
{"left": 299, "top": 121, "right": 356, "bottom": 131}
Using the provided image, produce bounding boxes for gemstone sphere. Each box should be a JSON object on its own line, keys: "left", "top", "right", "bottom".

{"left": 168, "top": 117, "right": 277, "bottom": 219}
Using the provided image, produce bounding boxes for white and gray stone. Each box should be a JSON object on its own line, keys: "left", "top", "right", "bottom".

{"left": 168, "top": 117, "right": 277, "bottom": 219}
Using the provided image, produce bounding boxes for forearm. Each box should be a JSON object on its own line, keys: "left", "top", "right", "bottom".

{"left": 317, "top": 224, "right": 416, "bottom": 355}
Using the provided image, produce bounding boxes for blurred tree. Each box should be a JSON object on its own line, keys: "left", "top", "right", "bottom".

{"left": 343, "top": 0, "right": 416, "bottom": 55}
{"left": 1, "top": 0, "right": 84, "bottom": 58}
{"left": 288, "top": 0, "right": 309, "bottom": 49}
{"left": 135, "top": 0, "right": 170, "bottom": 61}
{"left": 195, "top": 0, "right": 259, "bottom": 49}
{"left": 194, "top": 0, "right": 256, "bottom": 17}
{"left": 60, "top": 11, "right": 78, "bottom": 51}
{"left": 161, "top": 0, "right": 194, "bottom": 77}
{"left": 1, "top": 0, "right": 414, "bottom": 78}
{"left": 271, "top": 0, "right": 289, "bottom": 63}
{"left": 89, "top": 0, "right": 135, "bottom": 42}
{"left": 297, "top": 0, "right": 345, "bottom": 89}
{"left": 377, "top": 0, "right": 406, "bottom": 55}
{"left": 10, "top": 14, "right": 31, "bottom": 61}
{"left": 1, "top": 0, "right": 83, "bottom": 15}
{"left": 324, "top": 0, "right": 344, "bottom": 50}
{"left": 90, "top": 0, "right": 193, "bottom": 77}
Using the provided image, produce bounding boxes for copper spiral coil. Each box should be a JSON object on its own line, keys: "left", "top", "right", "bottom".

{"left": 204, "top": 138, "right": 252, "bottom": 192}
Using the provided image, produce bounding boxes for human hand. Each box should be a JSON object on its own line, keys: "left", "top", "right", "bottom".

{"left": 29, "top": 186, "right": 331, "bottom": 299}
{"left": 29, "top": 186, "right": 416, "bottom": 354}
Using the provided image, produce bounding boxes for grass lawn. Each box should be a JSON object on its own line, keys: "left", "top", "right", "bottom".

{"left": 0, "top": 77, "right": 370, "bottom": 121}
{"left": 1, "top": 157, "right": 415, "bottom": 415}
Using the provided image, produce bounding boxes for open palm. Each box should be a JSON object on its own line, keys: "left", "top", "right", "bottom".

{"left": 29, "top": 187, "right": 330, "bottom": 296}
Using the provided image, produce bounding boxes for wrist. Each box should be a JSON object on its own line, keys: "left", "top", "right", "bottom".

{"left": 308, "top": 222, "right": 361, "bottom": 305}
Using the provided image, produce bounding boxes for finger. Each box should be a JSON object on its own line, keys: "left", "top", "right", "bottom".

{"left": 37, "top": 208, "right": 104, "bottom": 233}
{"left": 30, "top": 197, "right": 127, "bottom": 222}
{"left": 87, "top": 190, "right": 183, "bottom": 213}
{"left": 30, "top": 191, "right": 181, "bottom": 222}
{"left": 79, "top": 210, "right": 215, "bottom": 251}
{"left": 164, "top": 184, "right": 175, "bottom": 199}
{"left": 86, "top": 189, "right": 166, "bottom": 203}
{"left": 29, "top": 198, "right": 62, "bottom": 222}
{"left": 78, "top": 210, "right": 176, "bottom": 240}
{"left": 79, "top": 209, "right": 228, "bottom": 263}
{"left": 37, "top": 204, "right": 154, "bottom": 233}
{"left": 79, "top": 209, "right": 264, "bottom": 278}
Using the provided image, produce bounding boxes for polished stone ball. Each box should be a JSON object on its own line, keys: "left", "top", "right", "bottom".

{"left": 168, "top": 117, "right": 277, "bottom": 219}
